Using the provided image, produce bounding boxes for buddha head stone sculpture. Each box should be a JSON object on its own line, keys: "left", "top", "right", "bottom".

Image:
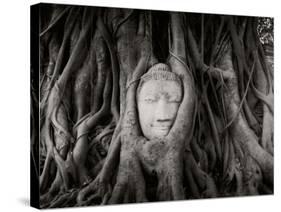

{"left": 137, "top": 63, "right": 183, "bottom": 140}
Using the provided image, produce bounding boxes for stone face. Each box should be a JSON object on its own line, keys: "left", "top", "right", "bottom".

{"left": 137, "top": 79, "right": 182, "bottom": 140}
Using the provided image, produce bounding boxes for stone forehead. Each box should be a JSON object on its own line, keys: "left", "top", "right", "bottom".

{"left": 137, "top": 63, "right": 183, "bottom": 98}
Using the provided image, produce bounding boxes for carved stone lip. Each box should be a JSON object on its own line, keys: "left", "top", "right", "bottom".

{"left": 152, "top": 126, "right": 171, "bottom": 131}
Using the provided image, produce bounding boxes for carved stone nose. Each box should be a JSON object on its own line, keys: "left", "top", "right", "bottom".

{"left": 155, "top": 98, "right": 170, "bottom": 120}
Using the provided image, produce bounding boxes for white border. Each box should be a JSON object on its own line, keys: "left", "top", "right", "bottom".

{"left": 0, "top": 0, "right": 280, "bottom": 211}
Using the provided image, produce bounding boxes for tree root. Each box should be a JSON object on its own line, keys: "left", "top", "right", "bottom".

{"left": 38, "top": 10, "right": 273, "bottom": 207}
{"left": 184, "top": 150, "right": 217, "bottom": 198}
{"left": 73, "top": 70, "right": 112, "bottom": 185}
{"left": 216, "top": 45, "right": 273, "bottom": 186}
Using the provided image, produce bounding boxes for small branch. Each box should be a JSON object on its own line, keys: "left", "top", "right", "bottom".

{"left": 40, "top": 6, "right": 72, "bottom": 37}
{"left": 97, "top": 16, "right": 120, "bottom": 122}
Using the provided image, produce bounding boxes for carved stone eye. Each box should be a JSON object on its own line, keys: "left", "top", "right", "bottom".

{"left": 168, "top": 98, "right": 181, "bottom": 103}
{"left": 145, "top": 98, "right": 156, "bottom": 103}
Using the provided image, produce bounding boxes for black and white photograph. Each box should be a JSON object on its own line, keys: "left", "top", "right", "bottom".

{"left": 29, "top": 2, "right": 274, "bottom": 209}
